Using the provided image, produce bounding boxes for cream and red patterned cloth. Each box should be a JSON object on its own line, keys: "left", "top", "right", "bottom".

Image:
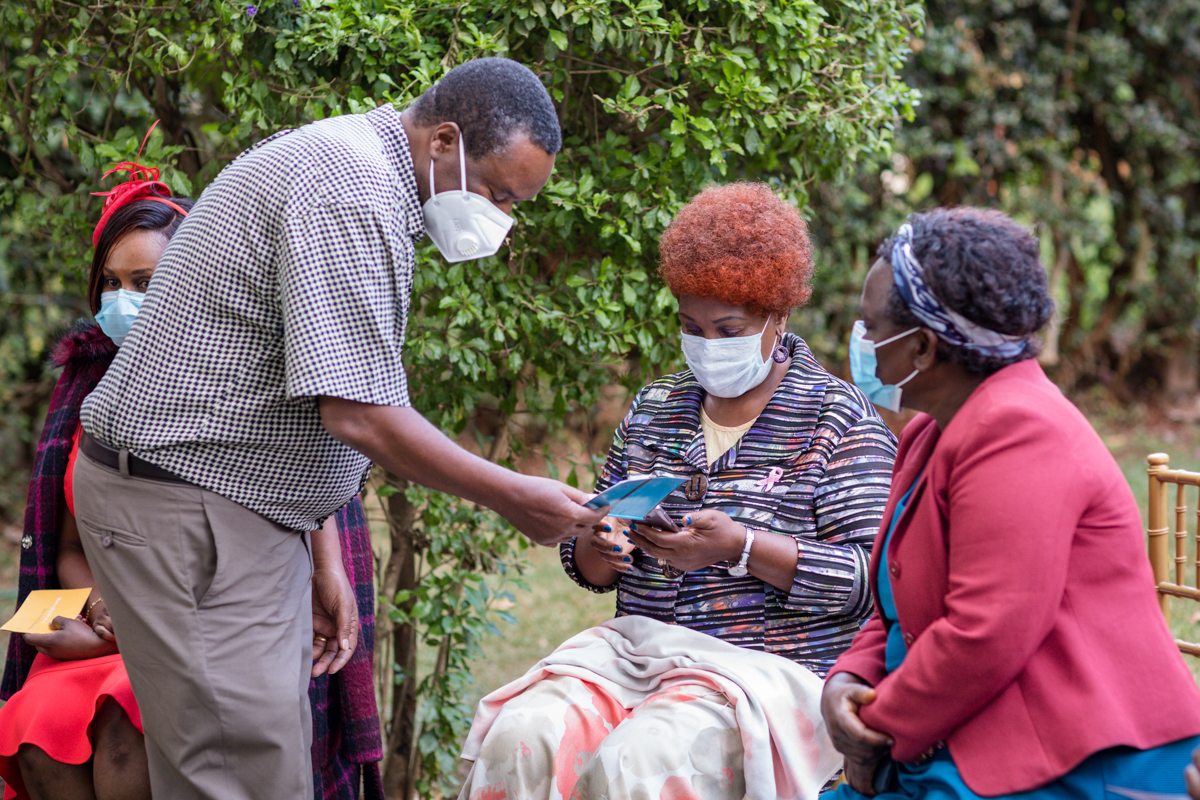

{"left": 461, "top": 616, "right": 841, "bottom": 800}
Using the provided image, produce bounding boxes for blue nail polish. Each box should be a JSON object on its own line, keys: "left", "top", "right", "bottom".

{"left": 621, "top": 529, "right": 629, "bottom": 536}
{"left": 602, "top": 524, "right": 611, "bottom": 532}
{"left": 612, "top": 545, "right": 621, "bottom": 552}
{"left": 685, "top": 516, "right": 692, "bottom": 525}
{"left": 629, "top": 522, "right": 638, "bottom": 531}
{"left": 622, "top": 556, "right": 631, "bottom": 563}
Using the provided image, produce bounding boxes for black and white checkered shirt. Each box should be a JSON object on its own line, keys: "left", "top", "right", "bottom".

{"left": 81, "top": 104, "right": 425, "bottom": 531}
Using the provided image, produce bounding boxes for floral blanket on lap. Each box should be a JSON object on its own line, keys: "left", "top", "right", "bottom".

{"left": 462, "top": 615, "right": 842, "bottom": 800}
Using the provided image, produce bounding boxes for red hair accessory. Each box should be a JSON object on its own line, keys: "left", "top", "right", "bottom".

{"left": 91, "top": 120, "right": 189, "bottom": 247}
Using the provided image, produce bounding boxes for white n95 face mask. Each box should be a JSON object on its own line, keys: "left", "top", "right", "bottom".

{"left": 422, "top": 133, "right": 514, "bottom": 263}
{"left": 681, "top": 317, "right": 774, "bottom": 399}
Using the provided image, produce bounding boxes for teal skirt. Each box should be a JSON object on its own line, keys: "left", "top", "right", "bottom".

{"left": 822, "top": 735, "right": 1200, "bottom": 800}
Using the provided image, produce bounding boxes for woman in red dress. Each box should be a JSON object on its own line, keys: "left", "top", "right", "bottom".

{"left": 0, "top": 176, "right": 192, "bottom": 799}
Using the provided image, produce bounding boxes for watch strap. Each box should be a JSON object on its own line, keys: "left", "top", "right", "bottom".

{"left": 728, "top": 527, "right": 757, "bottom": 576}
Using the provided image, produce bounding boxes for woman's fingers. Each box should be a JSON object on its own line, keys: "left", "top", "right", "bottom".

{"left": 591, "top": 524, "right": 636, "bottom": 571}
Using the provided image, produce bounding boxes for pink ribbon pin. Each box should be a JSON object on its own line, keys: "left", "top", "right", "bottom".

{"left": 756, "top": 467, "right": 785, "bottom": 492}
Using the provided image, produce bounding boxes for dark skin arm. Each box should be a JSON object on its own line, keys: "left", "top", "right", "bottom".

{"left": 23, "top": 508, "right": 118, "bottom": 660}
{"left": 310, "top": 515, "right": 357, "bottom": 677}
{"left": 821, "top": 671, "right": 895, "bottom": 795}
{"left": 319, "top": 399, "right": 606, "bottom": 545}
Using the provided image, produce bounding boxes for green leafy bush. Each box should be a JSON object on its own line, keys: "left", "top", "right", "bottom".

{"left": 1, "top": 0, "right": 919, "bottom": 793}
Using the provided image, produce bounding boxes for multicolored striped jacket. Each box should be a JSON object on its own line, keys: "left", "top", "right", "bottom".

{"left": 562, "top": 333, "right": 897, "bottom": 676}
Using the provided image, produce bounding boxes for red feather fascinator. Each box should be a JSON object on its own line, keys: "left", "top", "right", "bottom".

{"left": 91, "top": 120, "right": 189, "bottom": 247}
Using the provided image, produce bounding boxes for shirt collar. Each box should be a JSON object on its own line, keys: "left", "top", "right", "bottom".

{"left": 365, "top": 104, "right": 427, "bottom": 242}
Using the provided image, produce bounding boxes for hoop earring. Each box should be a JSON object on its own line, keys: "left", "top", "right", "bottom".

{"left": 771, "top": 335, "right": 789, "bottom": 363}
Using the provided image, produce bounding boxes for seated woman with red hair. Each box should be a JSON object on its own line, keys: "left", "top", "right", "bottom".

{"left": 457, "top": 183, "right": 898, "bottom": 800}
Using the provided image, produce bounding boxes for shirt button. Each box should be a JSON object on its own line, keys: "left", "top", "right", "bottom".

{"left": 101, "top": 533, "right": 113, "bottom": 548}
{"left": 684, "top": 473, "right": 708, "bottom": 502}
{"left": 889, "top": 563, "right": 899, "bottom": 577}
{"left": 904, "top": 631, "right": 915, "bottom": 646}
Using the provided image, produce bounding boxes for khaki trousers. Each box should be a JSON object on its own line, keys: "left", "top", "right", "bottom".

{"left": 73, "top": 451, "right": 315, "bottom": 800}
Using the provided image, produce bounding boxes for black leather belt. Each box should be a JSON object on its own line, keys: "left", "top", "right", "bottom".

{"left": 79, "top": 430, "right": 192, "bottom": 484}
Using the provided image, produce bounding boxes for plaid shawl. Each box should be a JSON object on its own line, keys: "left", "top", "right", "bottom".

{"left": 2, "top": 322, "right": 384, "bottom": 799}
{"left": 313, "top": 498, "right": 385, "bottom": 800}
{"left": 2, "top": 323, "right": 117, "bottom": 698}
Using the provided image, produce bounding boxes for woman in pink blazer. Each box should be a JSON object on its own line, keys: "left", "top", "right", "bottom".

{"left": 821, "top": 207, "right": 1200, "bottom": 799}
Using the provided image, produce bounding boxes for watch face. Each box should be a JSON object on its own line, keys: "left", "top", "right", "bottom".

{"left": 727, "top": 565, "right": 748, "bottom": 577}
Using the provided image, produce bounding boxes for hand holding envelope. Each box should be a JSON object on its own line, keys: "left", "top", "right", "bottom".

{"left": 584, "top": 478, "right": 688, "bottom": 575}
{"left": 4, "top": 588, "right": 120, "bottom": 661}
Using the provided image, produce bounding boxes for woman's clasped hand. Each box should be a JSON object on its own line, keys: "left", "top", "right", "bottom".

{"left": 622, "top": 511, "right": 746, "bottom": 574}
{"left": 23, "top": 615, "right": 118, "bottom": 663}
{"left": 821, "top": 672, "right": 894, "bottom": 795}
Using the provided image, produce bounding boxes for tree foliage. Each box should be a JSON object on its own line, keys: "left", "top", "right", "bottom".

{"left": 801, "top": 0, "right": 1200, "bottom": 402}
{"left": 1, "top": 0, "right": 919, "bottom": 794}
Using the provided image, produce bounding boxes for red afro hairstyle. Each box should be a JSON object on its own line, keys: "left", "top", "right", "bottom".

{"left": 658, "top": 182, "right": 813, "bottom": 317}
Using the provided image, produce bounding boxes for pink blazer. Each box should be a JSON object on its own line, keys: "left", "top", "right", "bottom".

{"left": 829, "top": 359, "right": 1200, "bottom": 795}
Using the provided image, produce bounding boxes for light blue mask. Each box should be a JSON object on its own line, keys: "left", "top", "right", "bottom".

{"left": 848, "top": 320, "right": 920, "bottom": 412}
{"left": 95, "top": 289, "right": 146, "bottom": 347}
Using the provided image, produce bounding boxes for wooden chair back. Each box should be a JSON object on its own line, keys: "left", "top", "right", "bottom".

{"left": 1147, "top": 452, "right": 1200, "bottom": 657}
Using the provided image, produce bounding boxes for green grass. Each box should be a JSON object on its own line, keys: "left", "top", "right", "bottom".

{"left": 1091, "top": 403, "right": 1200, "bottom": 681}
{"left": 453, "top": 545, "right": 613, "bottom": 712}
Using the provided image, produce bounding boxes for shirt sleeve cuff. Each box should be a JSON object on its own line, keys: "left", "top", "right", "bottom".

{"left": 559, "top": 538, "right": 618, "bottom": 594}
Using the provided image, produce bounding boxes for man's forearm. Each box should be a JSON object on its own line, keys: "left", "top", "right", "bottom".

{"left": 311, "top": 514, "right": 343, "bottom": 571}
{"left": 319, "top": 397, "right": 520, "bottom": 514}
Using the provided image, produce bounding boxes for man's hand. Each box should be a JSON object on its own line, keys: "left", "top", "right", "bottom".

{"left": 822, "top": 672, "right": 893, "bottom": 764}
{"left": 312, "top": 567, "right": 358, "bottom": 677}
{"left": 493, "top": 475, "right": 607, "bottom": 546}
{"left": 24, "top": 616, "right": 117, "bottom": 661}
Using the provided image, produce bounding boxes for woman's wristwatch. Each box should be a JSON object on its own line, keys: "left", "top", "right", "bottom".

{"left": 727, "top": 527, "right": 758, "bottom": 577}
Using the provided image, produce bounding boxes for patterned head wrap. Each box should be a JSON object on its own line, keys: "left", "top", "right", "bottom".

{"left": 91, "top": 120, "right": 189, "bottom": 247}
{"left": 889, "top": 222, "right": 1028, "bottom": 358}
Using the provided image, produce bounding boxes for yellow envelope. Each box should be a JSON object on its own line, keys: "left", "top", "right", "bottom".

{"left": 1, "top": 588, "right": 93, "bottom": 634}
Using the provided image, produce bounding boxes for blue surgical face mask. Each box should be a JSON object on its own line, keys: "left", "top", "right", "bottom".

{"left": 95, "top": 289, "right": 146, "bottom": 347}
{"left": 848, "top": 320, "right": 920, "bottom": 412}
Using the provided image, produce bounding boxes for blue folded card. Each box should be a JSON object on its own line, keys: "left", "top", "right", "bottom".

{"left": 584, "top": 477, "right": 687, "bottom": 522}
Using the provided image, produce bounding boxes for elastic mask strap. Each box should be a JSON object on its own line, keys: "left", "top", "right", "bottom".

{"left": 457, "top": 132, "right": 467, "bottom": 191}
{"left": 895, "top": 368, "right": 920, "bottom": 388}
{"left": 874, "top": 326, "right": 920, "bottom": 349}
{"left": 428, "top": 131, "right": 469, "bottom": 199}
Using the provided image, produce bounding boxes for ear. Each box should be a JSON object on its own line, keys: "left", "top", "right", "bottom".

{"left": 911, "top": 328, "right": 939, "bottom": 371}
{"left": 775, "top": 311, "right": 790, "bottom": 336}
{"left": 429, "top": 122, "right": 461, "bottom": 161}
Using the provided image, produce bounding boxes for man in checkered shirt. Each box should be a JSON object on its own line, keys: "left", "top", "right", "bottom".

{"left": 73, "top": 58, "right": 604, "bottom": 800}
